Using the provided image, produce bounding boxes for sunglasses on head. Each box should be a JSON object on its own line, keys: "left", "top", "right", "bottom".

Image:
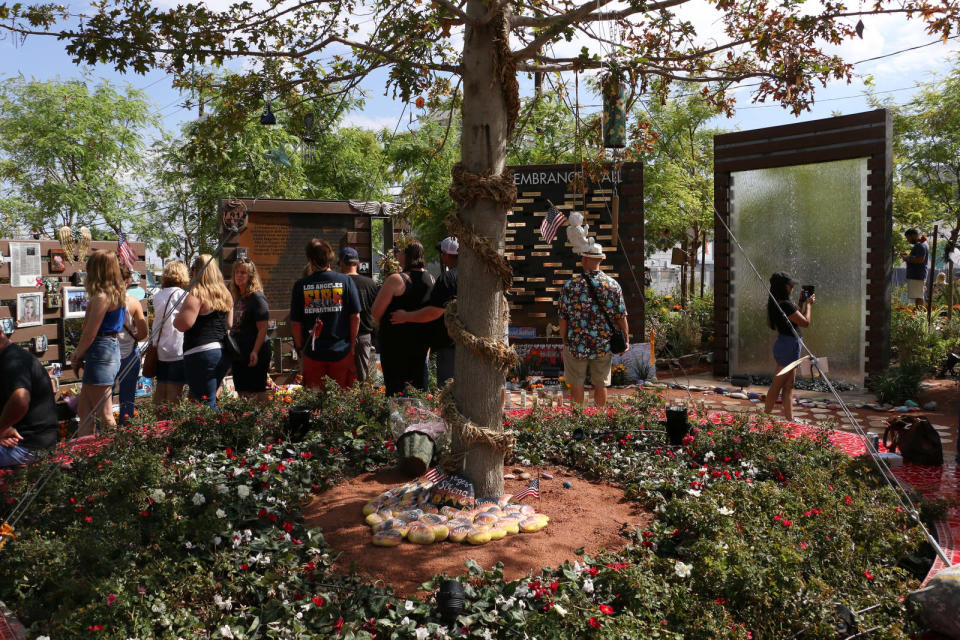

{"left": 236, "top": 257, "right": 252, "bottom": 264}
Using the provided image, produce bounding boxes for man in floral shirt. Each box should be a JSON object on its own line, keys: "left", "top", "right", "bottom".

{"left": 558, "top": 244, "right": 629, "bottom": 407}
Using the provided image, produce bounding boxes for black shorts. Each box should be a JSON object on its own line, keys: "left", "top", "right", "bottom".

{"left": 231, "top": 346, "right": 271, "bottom": 392}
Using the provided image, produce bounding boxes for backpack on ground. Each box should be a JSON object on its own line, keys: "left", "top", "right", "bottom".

{"left": 883, "top": 415, "right": 943, "bottom": 465}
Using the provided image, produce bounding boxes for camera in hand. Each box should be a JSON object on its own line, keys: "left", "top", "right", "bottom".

{"left": 799, "top": 284, "right": 815, "bottom": 303}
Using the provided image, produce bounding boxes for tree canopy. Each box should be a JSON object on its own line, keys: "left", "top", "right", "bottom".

{"left": 0, "top": 75, "right": 155, "bottom": 239}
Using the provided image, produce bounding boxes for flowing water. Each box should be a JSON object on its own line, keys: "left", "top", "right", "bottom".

{"left": 729, "top": 158, "right": 868, "bottom": 383}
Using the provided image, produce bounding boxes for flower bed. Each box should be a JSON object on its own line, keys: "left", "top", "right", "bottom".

{"left": 0, "top": 386, "right": 946, "bottom": 639}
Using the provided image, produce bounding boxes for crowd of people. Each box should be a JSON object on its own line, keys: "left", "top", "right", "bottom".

{"left": 0, "top": 232, "right": 638, "bottom": 467}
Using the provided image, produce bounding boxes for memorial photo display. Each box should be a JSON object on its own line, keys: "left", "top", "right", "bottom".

{"left": 63, "top": 287, "right": 88, "bottom": 319}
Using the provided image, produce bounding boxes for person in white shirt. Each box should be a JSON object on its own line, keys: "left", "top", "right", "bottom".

{"left": 151, "top": 261, "right": 189, "bottom": 406}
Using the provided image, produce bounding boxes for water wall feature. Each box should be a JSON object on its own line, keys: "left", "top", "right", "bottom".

{"left": 729, "top": 158, "right": 868, "bottom": 382}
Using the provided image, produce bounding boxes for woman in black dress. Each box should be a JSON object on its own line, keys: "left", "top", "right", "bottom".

{"left": 228, "top": 258, "right": 272, "bottom": 402}
{"left": 371, "top": 243, "right": 434, "bottom": 395}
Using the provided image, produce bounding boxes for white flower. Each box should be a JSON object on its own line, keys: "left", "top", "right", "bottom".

{"left": 149, "top": 489, "right": 165, "bottom": 503}
{"left": 718, "top": 506, "right": 734, "bottom": 516}
{"left": 501, "top": 596, "right": 516, "bottom": 611}
{"left": 191, "top": 492, "right": 206, "bottom": 506}
{"left": 214, "top": 594, "right": 233, "bottom": 611}
{"left": 401, "top": 616, "right": 411, "bottom": 627}
{"left": 553, "top": 603, "right": 568, "bottom": 616}
{"left": 481, "top": 630, "right": 495, "bottom": 640}
{"left": 184, "top": 541, "right": 193, "bottom": 549}
{"left": 405, "top": 600, "right": 415, "bottom": 611}
{"left": 582, "top": 578, "right": 594, "bottom": 594}
{"left": 36, "top": 637, "right": 51, "bottom": 640}
{"left": 414, "top": 628, "right": 430, "bottom": 640}
{"left": 237, "top": 485, "right": 251, "bottom": 498}
{"left": 214, "top": 536, "right": 222, "bottom": 546}
{"left": 687, "top": 489, "right": 702, "bottom": 498}
{"left": 216, "top": 508, "right": 227, "bottom": 519}
{"left": 674, "top": 561, "right": 692, "bottom": 578}
{"left": 216, "top": 484, "right": 229, "bottom": 495}
{"left": 220, "top": 626, "right": 235, "bottom": 639}
{"left": 703, "top": 451, "right": 715, "bottom": 461}
{"left": 521, "top": 458, "right": 531, "bottom": 466}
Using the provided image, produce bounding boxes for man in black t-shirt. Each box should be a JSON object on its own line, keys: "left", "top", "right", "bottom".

{"left": 338, "top": 247, "right": 378, "bottom": 383}
{"left": 0, "top": 327, "right": 58, "bottom": 467}
{"left": 391, "top": 237, "right": 459, "bottom": 388}
{"left": 290, "top": 239, "right": 362, "bottom": 391}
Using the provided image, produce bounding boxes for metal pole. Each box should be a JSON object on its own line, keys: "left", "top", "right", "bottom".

{"left": 949, "top": 261, "right": 954, "bottom": 322}
{"left": 700, "top": 235, "right": 706, "bottom": 298}
{"left": 927, "top": 224, "right": 938, "bottom": 327}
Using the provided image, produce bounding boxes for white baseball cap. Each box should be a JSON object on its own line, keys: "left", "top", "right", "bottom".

{"left": 440, "top": 237, "right": 459, "bottom": 255}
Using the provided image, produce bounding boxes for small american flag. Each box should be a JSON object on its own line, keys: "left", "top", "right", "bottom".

{"left": 422, "top": 467, "right": 445, "bottom": 483}
{"left": 539, "top": 206, "right": 566, "bottom": 244}
{"left": 512, "top": 477, "right": 540, "bottom": 502}
{"left": 117, "top": 232, "right": 137, "bottom": 269}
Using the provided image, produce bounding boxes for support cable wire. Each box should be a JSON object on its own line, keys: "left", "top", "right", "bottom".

{"left": 712, "top": 206, "right": 953, "bottom": 566}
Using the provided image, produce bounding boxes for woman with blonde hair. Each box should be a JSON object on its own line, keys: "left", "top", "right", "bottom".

{"left": 228, "top": 258, "right": 271, "bottom": 402}
{"left": 70, "top": 250, "right": 127, "bottom": 436}
{"left": 174, "top": 254, "right": 233, "bottom": 409}
{"left": 152, "top": 260, "right": 190, "bottom": 405}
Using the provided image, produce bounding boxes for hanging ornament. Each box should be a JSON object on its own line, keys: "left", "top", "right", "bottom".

{"left": 855, "top": 19, "right": 865, "bottom": 39}
{"left": 260, "top": 101, "right": 277, "bottom": 125}
{"left": 415, "top": 96, "right": 425, "bottom": 109}
{"left": 602, "top": 72, "right": 626, "bottom": 148}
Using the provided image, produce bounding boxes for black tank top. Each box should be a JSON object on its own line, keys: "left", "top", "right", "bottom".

{"left": 380, "top": 270, "right": 434, "bottom": 339}
{"left": 183, "top": 309, "right": 227, "bottom": 352}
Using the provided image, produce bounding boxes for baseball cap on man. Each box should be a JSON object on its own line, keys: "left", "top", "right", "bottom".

{"left": 440, "top": 237, "right": 459, "bottom": 255}
{"left": 339, "top": 247, "right": 359, "bottom": 263}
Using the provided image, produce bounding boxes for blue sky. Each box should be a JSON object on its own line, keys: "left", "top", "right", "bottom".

{"left": 2, "top": 5, "right": 958, "bottom": 141}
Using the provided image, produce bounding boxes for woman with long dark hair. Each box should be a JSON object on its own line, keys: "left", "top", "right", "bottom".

{"left": 763, "top": 272, "right": 814, "bottom": 421}
{"left": 371, "top": 242, "right": 434, "bottom": 395}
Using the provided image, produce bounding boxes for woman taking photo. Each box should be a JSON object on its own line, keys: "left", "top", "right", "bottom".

{"left": 70, "top": 250, "right": 126, "bottom": 436}
{"left": 151, "top": 260, "right": 189, "bottom": 406}
{"left": 371, "top": 242, "right": 434, "bottom": 395}
{"left": 174, "top": 255, "right": 233, "bottom": 409}
{"left": 763, "top": 271, "right": 814, "bottom": 421}
{"left": 229, "top": 258, "right": 271, "bottom": 402}
{"left": 116, "top": 264, "right": 148, "bottom": 424}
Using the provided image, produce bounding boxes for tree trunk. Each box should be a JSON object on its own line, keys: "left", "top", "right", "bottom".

{"left": 453, "top": 1, "right": 511, "bottom": 499}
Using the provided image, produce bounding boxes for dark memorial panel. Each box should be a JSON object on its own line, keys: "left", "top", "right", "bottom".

{"left": 505, "top": 163, "right": 644, "bottom": 340}
{"left": 223, "top": 199, "right": 373, "bottom": 309}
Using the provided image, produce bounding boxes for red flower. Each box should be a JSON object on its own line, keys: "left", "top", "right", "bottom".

{"left": 599, "top": 604, "right": 614, "bottom": 614}
{"left": 312, "top": 595, "right": 324, "bottom": 607}
{"left": 140, "top": 510, "right": 150, "bottom": 517}
{"left": 844, "top": 496, "right": 852, "bottom": 505}
{"left": 589, "top": 617, "right": 602, "bottom": 629}
{"left": 240, "top": 563, "right": 249, "bottom": 571}
{"left": 800, "top": 541, "right": 808, "bottom": 549}
{"left": 782, "top": 520, "right": 792, "bottom": 527}
{"left": 335, "top": 617, "right": 344, "bottom": 633}
{"left": 864, "top": 570, "right": 875, "bottom": 581}
{"left": 84, "top": 516, "right": 93, "bottom": 523}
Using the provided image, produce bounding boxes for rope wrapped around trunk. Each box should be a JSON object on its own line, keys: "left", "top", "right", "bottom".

{"left": 438, "top": 381, "right": 516, "bottom": 472}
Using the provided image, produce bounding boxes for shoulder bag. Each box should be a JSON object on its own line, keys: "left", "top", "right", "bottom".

{"left": 142, "top": 295, "right": 171, "bottom": 378}
{"left": 583, "top": 273, "right": 628, "bottom": 354}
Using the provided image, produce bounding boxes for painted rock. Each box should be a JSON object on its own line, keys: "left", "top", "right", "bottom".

{"left": 905, "top": 399, "right": 919, "bottom": 407}
{"left": 520, "top": 472, "right": 532, "bottom": 480}
{"left": 372, "top": 529, "right": 404, "bottom": 547}
{"left": 542, "top": 473, "right": 554, "bottom": 480}
{"left": 503, "top": 474, "right": 516, "bottom": 480}
{"left": 924, "top": 401, "right": 937, "bottom": 410}
{"left": 562, "top": 481, "right": 572, "bottom": 489}
{"left": 728, "top": 392, "right": 748, "bottom": 400}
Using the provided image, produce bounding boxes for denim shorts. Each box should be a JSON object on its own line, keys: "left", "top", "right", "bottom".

{"left": 156, "top": 359, "right": 186, "bottom": 384}
{"left": 82, "top": 335, "right": 121, "bottom": 386}
{"left": 773, "top": 334, "right": 802, "bottom": 368}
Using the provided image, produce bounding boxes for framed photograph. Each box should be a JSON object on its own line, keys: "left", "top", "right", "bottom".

{"left": 48, "top": 248, "right": 67, "bottom": 273}
{"left": 48, "top": 363, "right": 62, "bottom": 378}
{"left": 129, "top": 270, "right": 142, "bottom": 285}
{"left": 235, "top": 247, "right": 248, "bottom": 261}
{"left": 63, "top": 287, "right": 89, "bottom": 319}
{"left": 46, "top": 293, "right": 61, "bottom": 309}
{"left": 0, "top": 318, "right": 13, "bottom": 335}
{"left": 33, "top": 334, "right": 48, "bottom": 354}
{"left": 16, "top": 292, "right": 43, "bottom": 327}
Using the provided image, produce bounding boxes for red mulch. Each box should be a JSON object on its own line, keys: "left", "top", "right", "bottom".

{"left": 303, "top": 465, "right": 652, "bottom": 597}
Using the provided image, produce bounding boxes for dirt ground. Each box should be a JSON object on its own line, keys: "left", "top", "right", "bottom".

{"left": 303, "top": 466, "right": 651, "bottom": 597}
